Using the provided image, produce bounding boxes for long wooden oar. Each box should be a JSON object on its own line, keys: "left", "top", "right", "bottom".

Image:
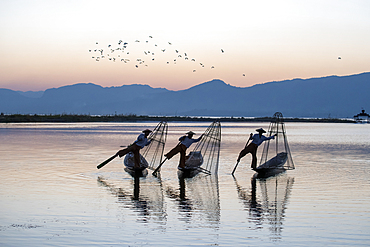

{"left": 231, "top": 138, "right": 251, "bottom": 176}
{"left": 197, "top": 166, "right": 212, "bottom": 175}
{"left": 231, "top": 161, "right": 240, "bottom": 176}
{"left": 152, "top": 141, "right": 182, "bottom": 176}
{"left": 97, "top": 154, "right": 118, "bottom": 169}
{"left": 152, "top": 157, "right": 168, "bottom": 176}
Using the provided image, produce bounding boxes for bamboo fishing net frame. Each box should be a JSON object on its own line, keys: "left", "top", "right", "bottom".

{"left": 259, "top": 112, "right": 294, "bottom": 170}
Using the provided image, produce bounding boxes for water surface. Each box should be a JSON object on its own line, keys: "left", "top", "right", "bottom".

{"left": 1, "top": 122, "right": 369, "bottom": 246}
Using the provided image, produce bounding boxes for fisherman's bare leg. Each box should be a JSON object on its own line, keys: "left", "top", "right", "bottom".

{"left": 117, "top": 145, "right": 136, "bottom": 157}
{"left": 179, "top": 147, "right": 187, "bottom": 168}
{"left": 237, "top": 145, "right": 253, "bottom": 162}
{"left": 251, "top": 148, "right": 257, "bottom": 169}
{"left": 165, "top": 145, "right": 182, "bottom": 160}
{"left": 133, "top": 147, "right": 141, "bottom": 169}
{"left": 116, "top": 144, "right": 141, "bottom": 169}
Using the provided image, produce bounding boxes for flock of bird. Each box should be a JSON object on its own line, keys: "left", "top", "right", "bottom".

{"left": 89, "top": 36, "right": 344, "bottom": 78}
{"left": 89, "top": 36, "right": 225, "bottom": 73}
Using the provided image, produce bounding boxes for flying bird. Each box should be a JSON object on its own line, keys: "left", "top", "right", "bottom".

{"left": 221, "top": 49, "right": 224, "bottom": 53}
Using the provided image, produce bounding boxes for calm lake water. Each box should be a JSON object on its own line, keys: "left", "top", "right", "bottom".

{"left": 1, "top": 121, "right": 369, "bottom": 246}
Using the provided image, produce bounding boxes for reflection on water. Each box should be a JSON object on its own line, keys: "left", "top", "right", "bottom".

{"left": 1, "top": 122, "right": 370, "bottom": 246}
{"left": 165, "top": 175, "right": 220, "bottom": 227}
{"left": 234, "top": 173, "right": 294, "bottom": 241}
{"left": 97, "top": 176, "right": 167, "bottom": 224}
{"left": 97, "top": 173, "right": 220, "bottom": 228}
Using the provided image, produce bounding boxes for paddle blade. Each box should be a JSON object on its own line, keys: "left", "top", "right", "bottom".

{"left": 231, "top": 161, "right": 239, "bottom": 176}
{"left": 152, "top": 157, "right": 167, "bottom": 176}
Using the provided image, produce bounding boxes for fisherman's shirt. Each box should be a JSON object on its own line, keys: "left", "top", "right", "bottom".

{"left": 251, "top": 134, "right": 274, "bottom": 146}
{"left": 180, "top": 136, "right": 202, "bottom": 148}
{"left": 135, "top": 133, "right": 151, "bottom": 148}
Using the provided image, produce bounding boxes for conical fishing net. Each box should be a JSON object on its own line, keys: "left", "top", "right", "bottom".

{"left": 259, "top": 112, "right": 294, "bottom": 170}
{"left": 141, "top": 121, "right": 168, "bottom": 170}
{"left": 187, "top": 121, "right": 221, "bottom": 174}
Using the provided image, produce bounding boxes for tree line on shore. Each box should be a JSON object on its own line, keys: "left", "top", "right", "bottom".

{"left": 0, "top": 113, "right": 355, "bottom": 123}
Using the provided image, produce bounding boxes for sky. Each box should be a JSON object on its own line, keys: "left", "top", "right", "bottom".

{"left": 0, "top": 0, "right": 370, "bottom": 91}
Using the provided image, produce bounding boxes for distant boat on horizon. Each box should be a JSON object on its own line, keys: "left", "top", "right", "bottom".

{"left": 354, "top": 109, "right": 370, "bottom": 123}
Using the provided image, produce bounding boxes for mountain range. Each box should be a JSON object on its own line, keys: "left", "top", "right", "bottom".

{"left": 1, "top": 72, "right": 369, "bottom": 118}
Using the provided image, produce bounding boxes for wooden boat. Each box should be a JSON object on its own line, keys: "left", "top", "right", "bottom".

{"left": 255, "top": 152, "right": 288, "bottom": 178}
{"left": 176, "top": 120, "right": 221, "bottom": 178}
{"left": 177, "top": 151, "right": 203, "bottom": 178}
{"left": 254, "top": 112, "right": 294, "bottom": 178}
{"left": 255, "top": 152, "right": 288, "bottom": 174}
{"left": 124, "top": 167, "right": 148, "bottom": 177}
{"left": 123, "top": 152, "right": 149, "bottom": 177}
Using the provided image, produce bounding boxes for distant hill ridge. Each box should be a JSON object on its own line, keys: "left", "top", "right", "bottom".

{"left": 1, "top": 72, "right": 369, "bottom": 118}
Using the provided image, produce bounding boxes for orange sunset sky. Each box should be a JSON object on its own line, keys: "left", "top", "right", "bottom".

{"left": 1, "top": 0, "right": 369, "bottom": 91}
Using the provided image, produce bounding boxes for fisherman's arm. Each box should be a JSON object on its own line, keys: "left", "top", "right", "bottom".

{"left": 194, "top": 134, "right": 204, "bottom": 142}
{"left": 265, "top": 134, "right": 277, "bottom": 141}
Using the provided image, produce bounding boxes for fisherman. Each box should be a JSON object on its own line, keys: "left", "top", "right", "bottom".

{"left": 116, "top": 129, "right": 152, "bottom": 170}
{"left": 165, "top": 131, "right": 203, "bottom": 169}
{"left": 236, "top": 128, "right": 276, "bottom": 170}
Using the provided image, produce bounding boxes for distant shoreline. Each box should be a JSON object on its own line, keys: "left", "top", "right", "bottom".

{"left": 0, "top": 114, "right": 356, "bottom": 123}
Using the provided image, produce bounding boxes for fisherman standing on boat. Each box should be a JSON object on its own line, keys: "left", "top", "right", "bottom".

{"left": 236, "top": 128, "right": 276, "bottom": 170}
{"left": 116, "top": 129, "right": 152, "bottom": 170}
{"left": 165, "top": 131, "right": 203, "bottom": 169}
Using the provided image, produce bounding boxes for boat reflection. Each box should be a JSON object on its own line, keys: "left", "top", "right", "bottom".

{"left": 97, "top": 176, "right": 166, "bottom": 223}
{"left": 234, "top": 173, "right": 294, "bottom": 241}
{"left": 164, "top": 175, "right": 220, "bottom": 227}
